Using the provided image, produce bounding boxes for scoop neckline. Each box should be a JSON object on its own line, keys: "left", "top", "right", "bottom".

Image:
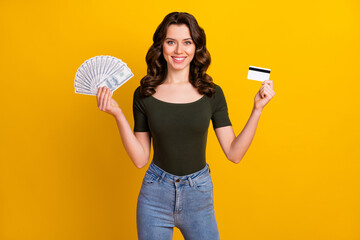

{"left": 150, "top": 94, "right": 206, "bottom": 105}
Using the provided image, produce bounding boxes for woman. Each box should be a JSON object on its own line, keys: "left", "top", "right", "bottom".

{"left": 96, "top": 12, "right": 275, "bottom": 240}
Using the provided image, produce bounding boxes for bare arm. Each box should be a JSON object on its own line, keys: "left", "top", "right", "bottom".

{"left": 97, "top": 86, "right": 151, "bottom": 168}
{"left": 113, "top": 111, "right": 151, "bottom": 168}
{"left": 215, "top": 107, "right": 261, "bottom": 164}
{"left": 215, "top": 80, "right": 275, "bottom": 164}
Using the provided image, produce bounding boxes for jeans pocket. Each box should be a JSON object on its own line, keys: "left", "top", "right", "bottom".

{"left": 194, "top": 174, "right": 213, "bottom": 192}
{"left": 143, "top": 171, "right": 159, "bottom": 185}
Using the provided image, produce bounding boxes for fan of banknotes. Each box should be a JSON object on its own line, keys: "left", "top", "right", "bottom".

{"left": 74, "top": 55, "right": 134, "bottom": 96}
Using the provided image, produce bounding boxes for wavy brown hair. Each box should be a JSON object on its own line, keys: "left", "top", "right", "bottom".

{"left": 140, "top": 12, "right": 215, "bottom": 97}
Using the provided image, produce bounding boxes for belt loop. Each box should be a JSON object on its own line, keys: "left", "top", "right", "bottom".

{"left": 187, "top": 177, "right": 194, "bottom": 187}
{"left": 158, "top": 172, "right": 166, "bottom": 183}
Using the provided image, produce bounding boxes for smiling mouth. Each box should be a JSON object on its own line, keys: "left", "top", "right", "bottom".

{"left": 171, "top": 56, "right": 186, "bottom": 63}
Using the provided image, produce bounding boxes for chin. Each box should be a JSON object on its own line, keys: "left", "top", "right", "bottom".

{"left": 172, "top": 65, "right": 186, "bottom": 70}
{"left": 170, "top": 62, "right": 191, "bottom": 71}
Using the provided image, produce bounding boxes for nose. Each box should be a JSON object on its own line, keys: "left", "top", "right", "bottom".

{"left": 175, "top": 43, "right": 183, "bottom": 54}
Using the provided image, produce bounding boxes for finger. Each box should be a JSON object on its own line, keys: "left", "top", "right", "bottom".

{"left": 263, "top": 84, "right": 272, "bottom": 91}
{"left": 263, "top": 80, "right": 272, "bottom": 87}
{"left": 104, "top": 88, "right": 110, "bottom": 110}
{"left": 262, "top": 87, "right": 269, "bottom": 98}
{"left": 106, "top": 88, "right": 111, "bottom": 109}
{"left": 108, "top": 89, "right": 112, "bottom": 107}
{"left": 266, "top": 86, "right": 275, "bottom": 95}
{"left": 102, "top": 87, "right": 109, "bottom": 110}
{"left": 100, "top": 86, "right": 106, "bottom": 110}
{"left": 262, "top": 88, "right": 268, "bottom": 98}
{"left": 260, "top": 86, "right": 265, "bottom": 96}
{"left": 98, "top": 87, "right": 105, "bottom": 109}
{"left": 96, "top": 87, "right": 102, "bottom": 107}
{"left": 269, "top": 89, "right": 275, "bottom": 97}
{"left": 271, "top": 89, "right": 276, "bottom": 96}
{"left": 98, "top": 87, "right": 103, "bottom": 110}
{"left": 264, "top": 88, "right": 274, "bottom": 98}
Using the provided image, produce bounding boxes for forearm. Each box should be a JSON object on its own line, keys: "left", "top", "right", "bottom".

{"left": 228, "top": 106, "right": 262, "bottom": 163}
{"left": 113, "top": 111, "right": 149, "bottom": 168}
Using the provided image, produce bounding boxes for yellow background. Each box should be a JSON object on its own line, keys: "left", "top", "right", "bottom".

{"left": 1, "top": 0, "right": 359, "bottom": 239}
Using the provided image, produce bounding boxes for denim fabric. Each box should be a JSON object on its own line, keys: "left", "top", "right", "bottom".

{"left": 136, "top": 161, "right": 220, "bottom": 240}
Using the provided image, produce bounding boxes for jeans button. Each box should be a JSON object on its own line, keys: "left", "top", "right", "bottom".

{"left": 175, "top": 179, "right": 180, "bottom": 182}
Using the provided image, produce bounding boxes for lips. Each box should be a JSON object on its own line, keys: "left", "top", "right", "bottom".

{"left": 171, "top": 56, "right": 186, "bottom": 63}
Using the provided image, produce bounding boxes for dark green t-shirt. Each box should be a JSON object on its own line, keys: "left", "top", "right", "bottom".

{"left": 133, "top": 84, "right": 232, "bottom": 176}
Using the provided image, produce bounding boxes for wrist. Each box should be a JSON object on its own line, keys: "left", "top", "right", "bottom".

{"left": 252, "top": 106, "right": 263, "bottom": 115}
{"left": 113, "top": 110, "right": 124, "bottom": 119}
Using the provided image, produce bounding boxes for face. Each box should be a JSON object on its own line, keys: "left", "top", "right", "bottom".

{"left": 162, "top": 24, "right": 196, "bottom": 71}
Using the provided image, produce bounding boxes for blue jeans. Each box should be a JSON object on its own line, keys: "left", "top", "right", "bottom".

{"left": 136, "top": 161, "right": 220, "bottom": 240}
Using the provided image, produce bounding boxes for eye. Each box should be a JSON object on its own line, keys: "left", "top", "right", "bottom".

{"left": 167, "top": 41, "right": 175, "bottom": 45}
{"left": 185, "top": 41, "right": 192, "bottom": 45}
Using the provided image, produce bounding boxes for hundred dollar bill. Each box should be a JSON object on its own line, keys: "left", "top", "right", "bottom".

{"left": 97, "top": 66, "right": 134, "bottom": 93}
{"left": 74, "top": 55, "right": 134, "bottom": 96}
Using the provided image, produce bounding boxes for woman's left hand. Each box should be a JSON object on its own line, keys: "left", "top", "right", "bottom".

{"left": 254, "top": 80, "right": 275, "bottom": 111}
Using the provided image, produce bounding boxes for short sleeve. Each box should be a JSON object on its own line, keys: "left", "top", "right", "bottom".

{"left": 211, "top": 85, "right": 232, "bottom": 129}
{"left": 133, "top": 87, "right": 150, "bottom": 132}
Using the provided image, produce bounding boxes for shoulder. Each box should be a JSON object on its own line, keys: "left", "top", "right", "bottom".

{"left": 133, "top": 86, "right": 151, "bottom": 109}
{"left": 133, "top": 86, "right": 145, "bottom": 100}
{"left": 134, "top": 86, "right": 141, "bottom": 96}
{"left": 211, "top": 83, "right": 226, "bottom": 100}
{"left": 133, "top": 86, "right": 143, "bottom": 104}
{"left": 207, "top": 83, "right": 229, "bottom": 111}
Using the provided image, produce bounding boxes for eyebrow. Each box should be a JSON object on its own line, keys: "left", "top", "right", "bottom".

{"left": 165, "top": 38, "right": 192, "bottom": 40}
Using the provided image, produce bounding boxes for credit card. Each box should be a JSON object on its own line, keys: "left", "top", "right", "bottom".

{"left": 247, "top": 66, "right": 271, "bottom": 82}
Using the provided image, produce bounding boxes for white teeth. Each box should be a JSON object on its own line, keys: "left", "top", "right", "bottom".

{"left": 173, "top": 57, "right": 185, "bottom": 60}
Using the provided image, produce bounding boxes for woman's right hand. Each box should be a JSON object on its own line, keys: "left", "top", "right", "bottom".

{"left": 96, "top": 86, "right": 122, "bottom": 117}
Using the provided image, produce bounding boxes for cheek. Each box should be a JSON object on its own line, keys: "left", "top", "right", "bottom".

{"left": 187, "top": 46, "right": 196, "bottom": 58}
{"left": 163, "top": 45, "right": 173, "bottom": 56}
{"left": 162, "top": 48, "right": 167, "bottom": 57}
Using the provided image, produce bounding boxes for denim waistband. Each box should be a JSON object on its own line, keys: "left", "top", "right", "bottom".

{"left": 147, "top": 161, "right": 211, "bottom": 187}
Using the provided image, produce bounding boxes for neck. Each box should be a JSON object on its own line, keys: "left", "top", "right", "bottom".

{"left": 164, "top": 64, "right": 190, "bottom": 84}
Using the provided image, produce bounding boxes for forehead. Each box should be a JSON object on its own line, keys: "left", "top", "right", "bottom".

{"left": 165, "top": 24, "right": 192, "bottom": 39}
